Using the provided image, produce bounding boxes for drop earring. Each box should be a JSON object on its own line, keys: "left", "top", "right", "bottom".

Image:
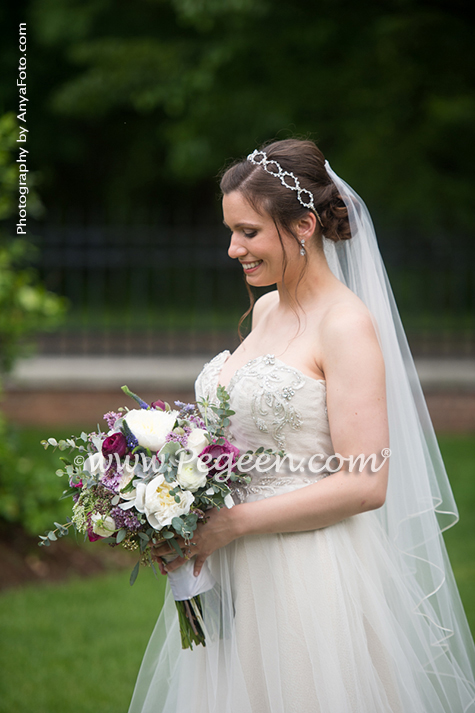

{"left": 300, "top": 239, "right": 306, "bottom": 256}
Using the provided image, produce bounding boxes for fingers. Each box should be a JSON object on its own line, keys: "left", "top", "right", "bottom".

{"left": 157, "top": 559, "right": 168, "bottom": 576}
{"left": 193, "top": 555, "right": 207, "bottom": 577}
{"left": 152, "top": 543, "right": 176, "bottom": 558}
{"left": 150, "top": 538, "right": 203, "bottom": 575}
{"left": 164, "top": 556, "right": 187, "bottom": 573}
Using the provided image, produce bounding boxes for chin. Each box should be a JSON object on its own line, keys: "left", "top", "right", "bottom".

{"left": 246, "top": 274, "right": 275, "bottom": 287}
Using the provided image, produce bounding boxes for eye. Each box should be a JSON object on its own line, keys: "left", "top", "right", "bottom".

{"left": 243, "top": 230, "right": 257, "bottom": 238}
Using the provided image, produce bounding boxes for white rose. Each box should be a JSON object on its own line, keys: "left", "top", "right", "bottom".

{"left": 83, "top": 452, "right": 107, "bottom": 477}
{"left": 185, "top": 428, "right": 209, "bottom": 456}
{"left": 124, "top": 409, "right": 179, "bottom": 452}
{"left": 91, "top": 513, "right": 116, "bottom": 537}
{"left": 118, "top": 468, "right": 136, "bottom": 501}
{"left": 176, "top": 453, "right": 208, "bottom": 492}
{"left": 135, "top": 475, "right": 194, "bottom": 529}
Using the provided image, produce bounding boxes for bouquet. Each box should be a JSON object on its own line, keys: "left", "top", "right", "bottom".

{"left": 39, "top": 384, "right": 272, "bottom": 649}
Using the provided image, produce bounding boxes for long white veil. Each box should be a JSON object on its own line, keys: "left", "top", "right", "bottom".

{"left": 323, "top": 160, "right": 475, "bottom": 705}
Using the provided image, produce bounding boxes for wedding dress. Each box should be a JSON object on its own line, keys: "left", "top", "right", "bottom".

{"left": 128, "top": 349, "right": 475, "bottom": 713}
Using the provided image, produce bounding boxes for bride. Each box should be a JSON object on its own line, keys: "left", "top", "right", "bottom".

{"left": 128, "top": 139, "right": 475, "bottom": 712}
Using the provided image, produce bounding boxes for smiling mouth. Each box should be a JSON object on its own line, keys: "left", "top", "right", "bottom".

{"left": 241, "top": 260, "right": 263, "bottom": 271}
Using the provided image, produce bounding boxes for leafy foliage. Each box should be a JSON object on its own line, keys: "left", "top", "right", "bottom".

{"left": 0, "top": 113, "right": 67, "bottom": 372}
{"left": 0, "top": 112, "right": 67, "bottom": 531}
{"left": 1, "top": 0, "right": 471, "bottom": 233}
{"left": 0, "top": 425, "right": 74, "bottom": 534}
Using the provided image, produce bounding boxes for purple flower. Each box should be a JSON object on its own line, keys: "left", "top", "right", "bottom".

{"left": 103, "top": 411, "right": 121, "bottom": 430}
{"left": 200, "top": 439, "right": 240, "bottom": 478}
{"left": 102, "top": 432, "right": 127, "bottom": 458}
{"left": 175, "top": 401, "right": 195, "bottom": 414}
{"left": 151, "top": 400, "right": 166, "bottom": 411}
{"left": 110, "top": 506, "right": 141, "bottom": 532}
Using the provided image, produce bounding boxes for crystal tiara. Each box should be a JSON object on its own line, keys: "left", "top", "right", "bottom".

{"left": 247, "top": 149, "right": 324, "bottom": 227}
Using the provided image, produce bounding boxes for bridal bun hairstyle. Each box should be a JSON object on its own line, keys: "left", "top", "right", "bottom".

{"left": 220, "top": 139, "right": 351, "bottom": 335}
{"left": 219, "top": 138, "right": 351, "bottom": 248}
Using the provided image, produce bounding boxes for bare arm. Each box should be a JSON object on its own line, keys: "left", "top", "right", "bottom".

{"left": 228, "top": 308, "right": 388, "bottom": 536}
{"left": 156, "top": 306, "right": 389, "bottom": 575}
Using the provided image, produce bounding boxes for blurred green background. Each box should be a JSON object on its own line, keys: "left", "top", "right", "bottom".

{"left": 0, "top": 0, "right": 474, "bottom": 355}
{"left": 0, "top": 2, "right": 474, "bottom": 711}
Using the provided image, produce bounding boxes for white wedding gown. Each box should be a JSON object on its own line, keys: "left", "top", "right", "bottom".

{"left": 128, "top": 351, "right": 475, "bottom": 713}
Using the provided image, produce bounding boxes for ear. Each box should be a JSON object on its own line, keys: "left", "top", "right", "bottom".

{"left": 295, "top": 211, "right": 317, "bottom": 240}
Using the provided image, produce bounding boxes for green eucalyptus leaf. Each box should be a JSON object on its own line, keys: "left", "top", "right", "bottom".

{"left": 168, "top": 537, "right": 184, "bottom": 557}
{"left": 129, "top": 561, "right": 140, "bottom": 586}
{"left": 116, "top": 529, "right": 127, "bottom": 544}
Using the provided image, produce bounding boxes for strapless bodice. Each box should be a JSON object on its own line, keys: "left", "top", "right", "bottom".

{"left": 195, "top": 351, "right": 335, "bottom": 502}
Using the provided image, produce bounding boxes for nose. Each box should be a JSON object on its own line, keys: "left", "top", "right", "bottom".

{"left": 228, "top": 233, "right": 248, "bottom": 260}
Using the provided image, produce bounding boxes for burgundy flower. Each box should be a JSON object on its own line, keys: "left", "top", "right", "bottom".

{"left": 151, "top": 399, "right": 166, "bottom": 411}
{"left": 102, "top": 432, "right": 127, "bottom": 458}
{"left": 87, "top": 528, "right": 103, "bottom": 542}
{"left": 200, "top": 440, "right": 240, "bottom": 479}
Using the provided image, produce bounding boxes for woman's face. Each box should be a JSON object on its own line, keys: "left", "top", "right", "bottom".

{"left": 222, "top": 190, "right": 299, "bottom": 287}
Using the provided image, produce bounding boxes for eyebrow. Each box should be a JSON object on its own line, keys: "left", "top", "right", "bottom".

{"left": 222, "top": 220, "right": 258, "bottom": 229}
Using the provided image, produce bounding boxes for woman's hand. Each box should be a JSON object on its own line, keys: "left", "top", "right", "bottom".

{"left": 151, "top": 505, "right": 238, "bottom": 577}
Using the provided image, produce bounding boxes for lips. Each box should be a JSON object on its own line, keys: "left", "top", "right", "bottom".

{"left": 241, "top": 260, "right": 263, "bottom": 271}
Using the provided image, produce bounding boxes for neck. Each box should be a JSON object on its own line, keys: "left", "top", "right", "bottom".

{"left": 274, "top": 248, "right": 341, "bottom": 310}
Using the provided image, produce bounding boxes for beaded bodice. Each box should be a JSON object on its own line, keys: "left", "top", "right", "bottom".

{"left": 194, "top": 351, "right": 334, "bottom": 502}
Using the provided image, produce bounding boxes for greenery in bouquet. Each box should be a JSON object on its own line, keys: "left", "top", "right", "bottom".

{"left": 39, "top": 383, "right": 278, "bottom": 647}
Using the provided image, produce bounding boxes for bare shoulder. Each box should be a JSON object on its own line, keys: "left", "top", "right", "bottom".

{"left": 319, "top": 298, "right": 384, "bottom": 378}
{"left": 251, "top": 290, "right": 279, "bottom": 330}
{"left": 320, "top": 299, "right": 379, "bottom": 345}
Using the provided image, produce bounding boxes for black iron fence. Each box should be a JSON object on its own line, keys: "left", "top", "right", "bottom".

{"left": 31, "top": 222, "right": 475, "bottom": 357}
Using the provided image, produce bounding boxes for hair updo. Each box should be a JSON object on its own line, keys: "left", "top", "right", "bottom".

{"left": 219, "top": 138, "right": 351, "bottom": 244}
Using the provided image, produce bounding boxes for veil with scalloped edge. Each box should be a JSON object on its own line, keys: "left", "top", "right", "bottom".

{"left": 323, "top": 159, "right": 475, "bottom": 702}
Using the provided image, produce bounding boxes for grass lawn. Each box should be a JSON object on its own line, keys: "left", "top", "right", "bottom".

{"left": 0, "top": 568, "right": 166, "bottom": 713}
{"left": 0, "top": 432, "right": 473, "bottom": 713}
{"left": 438, "top": 434, "right": 475, "bottom": 632}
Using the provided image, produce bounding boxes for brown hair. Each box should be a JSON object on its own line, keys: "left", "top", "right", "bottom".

{"left": 219, "top": 138, "right": 351, "bottom": 244}
{"left": 219, "top": 138, "right": 351, "bottom": 336}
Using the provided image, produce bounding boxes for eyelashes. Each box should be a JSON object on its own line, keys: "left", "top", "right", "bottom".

{"left": 227, "top": 229, "right": 258, "bottom": 240}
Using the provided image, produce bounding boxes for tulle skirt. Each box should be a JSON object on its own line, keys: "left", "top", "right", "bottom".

{"left": 128, "top": 511, "right": 475, "bottom": 713}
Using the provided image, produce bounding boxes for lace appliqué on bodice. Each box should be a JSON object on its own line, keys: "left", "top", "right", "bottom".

{"left": 227, "top": 353, "right": 305, "bottom": 451}
{"left": 195, "top": 351, "right": 332, "bottom": 503}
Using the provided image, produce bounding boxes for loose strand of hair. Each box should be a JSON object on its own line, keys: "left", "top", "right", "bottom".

{"left": 238, "top": 278, "right": 255, "bottom": 342}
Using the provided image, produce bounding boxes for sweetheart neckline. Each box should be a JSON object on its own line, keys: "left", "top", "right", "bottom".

{"left": 215, "top": 350, "right": 327, "bottom": 391}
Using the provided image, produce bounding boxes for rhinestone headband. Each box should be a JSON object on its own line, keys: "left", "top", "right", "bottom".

{"left": 247, "top": 149, "right": 324, "bottom": 227}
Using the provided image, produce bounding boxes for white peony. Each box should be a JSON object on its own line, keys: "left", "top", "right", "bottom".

{"left": 124, "top": 408, "right": 179, "bottom": 452}
{"left": 118, "top": 467, "right": 137, "bottom": 501}
{"left": 135, "top": 475, "right": 194, "bottom": 529}
{"left": 185, "top": 428, "right": 209, "bottom": 457}
{"left": 83, "top": 452, "right": 107, "bottom": 477}
{"left": 91, "top": 513, "right": 116, "bottom": 537}
{"left": 176, "top": 453, "right": 208, "bottom": 492}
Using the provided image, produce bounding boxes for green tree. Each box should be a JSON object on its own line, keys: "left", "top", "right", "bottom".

{"left": 0, "top": 111, "right": 67, "bottom": 531}
{"left": 20, "top": 0, "right": 475, "bottom": 236}
{"left": 0, "top": 112, "right": 67, "bottom": 372}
